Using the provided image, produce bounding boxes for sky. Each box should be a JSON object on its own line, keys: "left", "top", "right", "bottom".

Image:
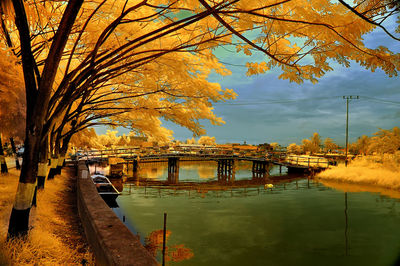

{"left": 97, "top": 16, "right": 400, "bottom": 147}
{"left": 161, "top": 18, "right": 400, "bottom": 147}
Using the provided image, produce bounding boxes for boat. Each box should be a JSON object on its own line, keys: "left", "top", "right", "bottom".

{"left": 91, "top": 174, "right": 121, "bottom": 202}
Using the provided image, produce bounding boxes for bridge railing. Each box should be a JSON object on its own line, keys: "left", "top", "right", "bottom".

{"left": 77, "top": 150, "right": 331, "bottom": 169}
{"left": 284, "top": 155, "right": 329, "bottom": 168}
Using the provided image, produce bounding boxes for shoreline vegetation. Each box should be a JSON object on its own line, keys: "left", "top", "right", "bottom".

{"left": 316, "top": 153, "right": 400, "bottom": 196}
{"left": 0, "top": 168, "right": 94, "bottom": 265}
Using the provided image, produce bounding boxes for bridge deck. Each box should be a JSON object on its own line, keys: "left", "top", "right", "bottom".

{"left": 82, "top": 152, "right": 330, "bottom": 171}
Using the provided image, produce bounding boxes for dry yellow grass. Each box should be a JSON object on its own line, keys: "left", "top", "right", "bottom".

{"left": 0, "top": 168, "right": 94, "bottom": 265}
{"left": 316, "top": 153, "right": 400, "bottom": 191}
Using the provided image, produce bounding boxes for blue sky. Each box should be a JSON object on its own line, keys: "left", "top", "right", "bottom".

{"left": 97, "top": 17, "right": 399, "bottom": 147}
{"left": 163, "top": 19, "right": 400, "bottom": 146}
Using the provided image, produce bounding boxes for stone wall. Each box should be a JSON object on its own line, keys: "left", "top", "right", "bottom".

{"left": 76, "top": 161, "right": 157, "bottom": 266}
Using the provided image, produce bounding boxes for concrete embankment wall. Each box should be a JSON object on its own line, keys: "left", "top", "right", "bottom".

{"left": 76, "top": 161, "right": 157, "bottom": 266}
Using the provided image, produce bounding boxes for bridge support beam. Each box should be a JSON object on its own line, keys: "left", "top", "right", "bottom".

{"left": 252, "top": 161, "right": 269, "bottom": 179}
{"left": 129, "top": 159, "right": 138, "bottom": 172}
{"left": 126, "top": 159, "right": 139, "bottom": 178}
{"left": 168, "top": 157, "right": 179, "bottom": 183}
{"left": 217, "top": 159, "right": 235, "bottom": 182}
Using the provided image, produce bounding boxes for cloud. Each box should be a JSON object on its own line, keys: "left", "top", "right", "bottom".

{"left": 186, "top": 53, "right": 400, "bottom": 146}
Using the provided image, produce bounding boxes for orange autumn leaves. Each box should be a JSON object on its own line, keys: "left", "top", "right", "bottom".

{"left": 145, "top": 229, "right": 194, "bottom": 263}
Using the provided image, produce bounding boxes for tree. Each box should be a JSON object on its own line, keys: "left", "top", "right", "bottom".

{"left": 0, "top": 134, "right": 8, "bottom": 173}
{"left": 2, "top": 0, "right": 399, "bottom": 237}
{"left": 287, "top": 143, "right": 302, "bottom": 154}
{"left": 368, "top": 127, "right": 400, "bottom": 154}
{"left": 338, "top": 0, "right": 400, "bottom": 42}
{"left": 144, "top": 229, "right": 193, "bottom": 263}
{"left": 69, "top": 128, "right": 104, "bottom": 150}
{"left": 354, "top": 135, "right": 370, "bottom": 155}
{"left": 0, "top": 49, "right": 26, "bottom": 142}
{"left": 302, "top": 132, "right": 321, "bottom": 154}
{"left": 198, "top": 136, "right": 216, "bottom": 146}
{"left": 186, "top": 138, "right": 197, "bottom": 145}
{"left": 323, "top": 138, "right": 339, "bottom": 153}
{"left": 270, "top": 142, "right": 280, "bottom": 151}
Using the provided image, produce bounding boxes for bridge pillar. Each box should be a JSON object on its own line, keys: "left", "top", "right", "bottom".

{"left": 168, "top": 157, "right": 179, "bottom": 183}
{"left": 132, "top": 159, "right": 138, "bottom": 172}
{"left": 217, "top": 159, "right": 235, "bottom": 182}
{"left": 252, "top": 161, "right": 269, "bottom": 179}
{"left": 126, "top": 159, "right": 139, "bottom": 177}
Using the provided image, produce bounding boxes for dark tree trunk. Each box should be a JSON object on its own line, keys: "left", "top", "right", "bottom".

{"left": 8, "top": 0, "right": 40, "bottom": 238}
{"left": 8, "top": 132, "right": 39, "bottom": 237}
{"left": 10, "top": 137, "right": 21, "bottom": 170}
{"left": 8, "top": 0, "right": 84, "bottom": 238}
{"left": 60, "top": 135, "right": 72, "bottom": 166}
{"left": 47, "top": 157, "right": 58, "bottom": 180}
{"left": 37, "top": 137, "right": 49, "bottom": 190}
{"left": 0, "top": 135, "right": 8, "bottom": 174}
{"left": 54, "top": 140, "right": 63, "bottom": 176}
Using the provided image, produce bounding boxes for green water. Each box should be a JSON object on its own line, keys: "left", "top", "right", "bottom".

{"left": 113, "top": 162, "right": 400, "bottom": 266}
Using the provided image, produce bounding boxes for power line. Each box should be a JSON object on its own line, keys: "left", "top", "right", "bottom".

{"left": 215, "top": 96, "right": 341, "bottom": 105}
{"left": 361, "top": 96, "right": 400, "bottom": 106}
{"left": 214, "top": 95, "right": 400, "bottom": 106}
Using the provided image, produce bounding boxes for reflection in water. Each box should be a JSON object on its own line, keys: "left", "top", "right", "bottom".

{"left": 193, "top": 162, "right": 216, "bottom": 179}
{"left": 138, "top": 162, "right": 167, "bottom": 179}
{"left": 317, "top": 179, "right": 400, "bottom": 199}
{"left": 126, "top": 161, "right": 284, "bottom": 182}
{"left": 113, "top": 161, "right": 400, "bottom": 266}
{"left": 144, "top": 229, "right": 194, "bottom": 263}
{"left": 123, "top": 161, "right": 298, "bottom": 193}
{"left": 344, "top": 192, "right": 348, "bottom": 256}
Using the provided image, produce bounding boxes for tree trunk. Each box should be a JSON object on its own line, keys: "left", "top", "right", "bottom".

{"left": 10, "top": 137, "right": 21, "bottom": 170}
{"left": 8, "top": 133, "right": 39, "bottom": 238}
{"left": 54, "top": 140, "right": 63, "bottom": 175}
{"left": 0, "top": 134, "right": 8, "bottom": 174}
{"left": 37, "top": 138, "right": 49, "bottom": 190}
{"left": 8, "top": 0, "right": 84, "bottom": 238}
{"left": 47, "top": 156, "right": 58, "bottom": 180}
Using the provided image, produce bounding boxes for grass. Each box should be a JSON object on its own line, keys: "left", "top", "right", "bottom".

{"left": 0, "top": 168, "right": 94, "bottom": 265}
{"left": 316, "top": 152, "right": 400, "bottom": 191}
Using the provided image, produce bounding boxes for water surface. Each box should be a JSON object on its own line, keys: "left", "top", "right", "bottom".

{"left": 112, "top": 162, "right": 400, "bottom": 266}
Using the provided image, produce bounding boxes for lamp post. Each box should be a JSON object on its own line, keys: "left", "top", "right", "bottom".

{"left": 343, "top": 96, "right": 359, "bottom": 166}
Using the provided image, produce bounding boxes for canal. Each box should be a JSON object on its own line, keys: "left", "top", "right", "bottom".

{"left": 95, "top": 161, "right": 400, "bottom": 265}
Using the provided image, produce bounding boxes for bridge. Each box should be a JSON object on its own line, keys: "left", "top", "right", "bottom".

{"left": 81, "top": 149, "right": 331, "bottom": 180}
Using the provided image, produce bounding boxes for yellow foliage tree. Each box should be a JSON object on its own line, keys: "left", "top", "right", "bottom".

{"left": 198, "top": 136, "right": 217, "bottom": 146}
{"left": 287, "top": 143, "right": 302, "bottom": 154}
{"left": 302, "top": 132, "right": 321, "bottom": 154}
{"left": 323, "top": 138, "right": 339, "bottom": 153}
{"left": 2, "top": 0, "right": 399, "bottom": 237}
{"left": 368, "top": 127, "right": 400, "bottom": 154}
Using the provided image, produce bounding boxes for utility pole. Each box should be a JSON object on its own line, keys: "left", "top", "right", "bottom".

{"left": 343, "top": 95, "right": 359, "bottom": 166}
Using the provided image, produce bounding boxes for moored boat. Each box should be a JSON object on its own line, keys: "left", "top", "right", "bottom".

{"left": 91, "top": 174, "right": 121, "bottom": 202}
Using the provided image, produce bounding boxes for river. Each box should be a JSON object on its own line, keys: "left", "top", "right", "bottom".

{"left": 96, "top": 161, "right": 400, "bottom": 266}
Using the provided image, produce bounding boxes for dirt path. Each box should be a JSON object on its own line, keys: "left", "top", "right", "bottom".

{"left": 51, "top": 166, "right": 95, "bottom": 264}
{"left": 0, "top": 167, "right": 95, "bottom": 265}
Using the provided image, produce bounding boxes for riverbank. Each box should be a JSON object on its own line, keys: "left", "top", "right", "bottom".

{"left": 0, "top": 168, "right": 94, "bottom": 265}
{"left": 316, "top": 154, "right": 400, "bottom": 191}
